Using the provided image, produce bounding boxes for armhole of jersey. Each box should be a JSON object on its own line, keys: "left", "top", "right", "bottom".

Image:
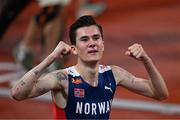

{"left": 104, "top": 65, "right": 117, "bottom": 91}
{"left": 63, "top": 68, "right": 71, "bottom": 110}
{"left": 51, "top": 68, "right": 70, "bottom": 117}
{"left": 109, "top": 66, "right": 117, "bottom": 89}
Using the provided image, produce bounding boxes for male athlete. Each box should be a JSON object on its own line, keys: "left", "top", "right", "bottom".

{"left": 11, "top": 15, "right": 168, "bottom": 119}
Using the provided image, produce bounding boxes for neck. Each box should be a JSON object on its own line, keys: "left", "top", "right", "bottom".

{"left": 75, "top": 60, "right": 99, "bottom": 86}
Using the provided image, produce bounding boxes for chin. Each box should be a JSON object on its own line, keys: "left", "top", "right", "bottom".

{"left": 86, "top": 58, "right": 101, "bottom": 62}
{"left": 81, "top": 54, "right": 103, "bottom": 63}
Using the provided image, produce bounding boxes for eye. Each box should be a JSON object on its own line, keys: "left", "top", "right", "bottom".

{"left": 94, "top": 36, "right": 99, "bottom": 40}
{"left": 93, "top": 35, "right": 100, "bottom": 41}
{"left": 80, "top": 36, "right": 89, "bottom": 42}
{"left": 81, "top": 38, "right": 88, "bottom": 41}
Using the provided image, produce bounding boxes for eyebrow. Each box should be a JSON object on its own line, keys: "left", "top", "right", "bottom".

{"left": 93, "top": 34, "right": 100, "bottom": 37}
{"left": 79, "top": 36, "right": 88, "bottom": 40}
{"left": 80, "top": 34, "right": 100, "bottom": 39}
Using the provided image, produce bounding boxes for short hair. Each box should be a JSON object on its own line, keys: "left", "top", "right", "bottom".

{"left": 69, "top": 15, "right": 103, "bottom": 45}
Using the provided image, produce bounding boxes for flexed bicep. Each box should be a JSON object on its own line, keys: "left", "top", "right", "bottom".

{"left": 111, "top": 65, "right": 155, "bottom": 98}
{"left": 121, "top": 77, "right": 156, "bottom": 98}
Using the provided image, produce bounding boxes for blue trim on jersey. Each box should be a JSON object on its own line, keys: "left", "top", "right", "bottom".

{"left": 64, "top": 65, "right": 116, "bottom": 119}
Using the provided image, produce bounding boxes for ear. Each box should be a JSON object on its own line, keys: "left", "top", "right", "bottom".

{"left": 102, "top": 47, "right": 104, "bottom": 51}
{"left": 101, "top": 41, "right": 105, "bottom": 51}
{"left": 71, "top": 45, "right": 77, "bottom": 55}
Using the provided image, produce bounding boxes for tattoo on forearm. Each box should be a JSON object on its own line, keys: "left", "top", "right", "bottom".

{"left": 36, "top": 87, "right": 47, "bottom": 94}
{"left": 15, "top": 87, "right": 19, "bottom": 91}
{"left": 20, "top": 81, "right": 26, "bottom": 86}
{"left": 33, "top": 80, "right": 38, "bottom": 84}
{"left": 34, "top": 70, "right": 39, "bottom": 75}
{"left": 56, "top": 72, "right": 68, "bottom": 81}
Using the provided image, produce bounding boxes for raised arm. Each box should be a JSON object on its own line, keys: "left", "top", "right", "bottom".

{"left": 11, "top": 41, "right": 72, "bottom": 101}
{"left": 112, "top": 43, "right": 168, "bottom": 100}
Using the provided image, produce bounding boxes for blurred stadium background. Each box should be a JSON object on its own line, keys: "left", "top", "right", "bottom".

{"left": 0, "top": 0, "right": 180, "bottom": 119}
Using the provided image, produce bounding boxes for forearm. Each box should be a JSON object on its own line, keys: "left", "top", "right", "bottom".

{"left": 143, "top": 57, "right": 168, "bottom": 100}
{"left": 11, "top": 54, "right": 55, "bottom": 100}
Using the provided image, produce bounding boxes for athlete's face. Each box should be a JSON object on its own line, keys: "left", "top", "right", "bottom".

{"left": 73, "top": 25, "right": 104, "bottom": 63}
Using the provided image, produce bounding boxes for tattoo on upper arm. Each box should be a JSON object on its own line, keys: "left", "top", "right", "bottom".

{"left": 55, "top": 72, "right": 68, "bottom": 81}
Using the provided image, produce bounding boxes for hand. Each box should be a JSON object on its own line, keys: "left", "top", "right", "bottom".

{"left": 52, "top": 41, "right": 72, "bottom": 59}
{"left": 125, "top": 43, "right": 150, "bottom": 61}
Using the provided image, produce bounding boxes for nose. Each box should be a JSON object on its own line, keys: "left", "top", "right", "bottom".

{"left": 89, "top": 39, "right": 96, "bottom": 47}
{"left": 88, "top": 39, "right": 96, "bottom": 48}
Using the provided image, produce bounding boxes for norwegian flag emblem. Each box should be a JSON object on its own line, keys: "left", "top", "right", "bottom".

{"left": 74, "top": 88, "right": 85, "bottom": 98}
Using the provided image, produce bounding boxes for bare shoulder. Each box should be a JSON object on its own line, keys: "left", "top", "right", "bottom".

{"left": 110, "top": 65, "right": 135, "bottom": 85}
{"left": 46, "top": 69, "right": 69, "bottom": 83}
{"left": 40, "top": 69, "right": 68, "bottom": 85}
{"left": 110, "top": 65, "right": 125, "bottom": 76}
{"left": 51, "top": 70, "right": 68, "bottom": 80}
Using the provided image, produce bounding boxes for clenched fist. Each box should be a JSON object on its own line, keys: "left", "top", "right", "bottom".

{"left": 125, "top": 43, "right": 150, "bottom": 62}
{"left": 52, "top": 41, "right": 72, "bottom": 59}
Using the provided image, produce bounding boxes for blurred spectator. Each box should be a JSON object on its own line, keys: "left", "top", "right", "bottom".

{"left": 76, "top": 0, "right": 106, "bottom": 18}
{"left": 0, "top": 0, "right": 31, "bottom": 39}
{"left": 13, "top": 0, "right": 71, "bottom": 71}
{"left": 0, "top": 0, "right": 106, "bottom": 72}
